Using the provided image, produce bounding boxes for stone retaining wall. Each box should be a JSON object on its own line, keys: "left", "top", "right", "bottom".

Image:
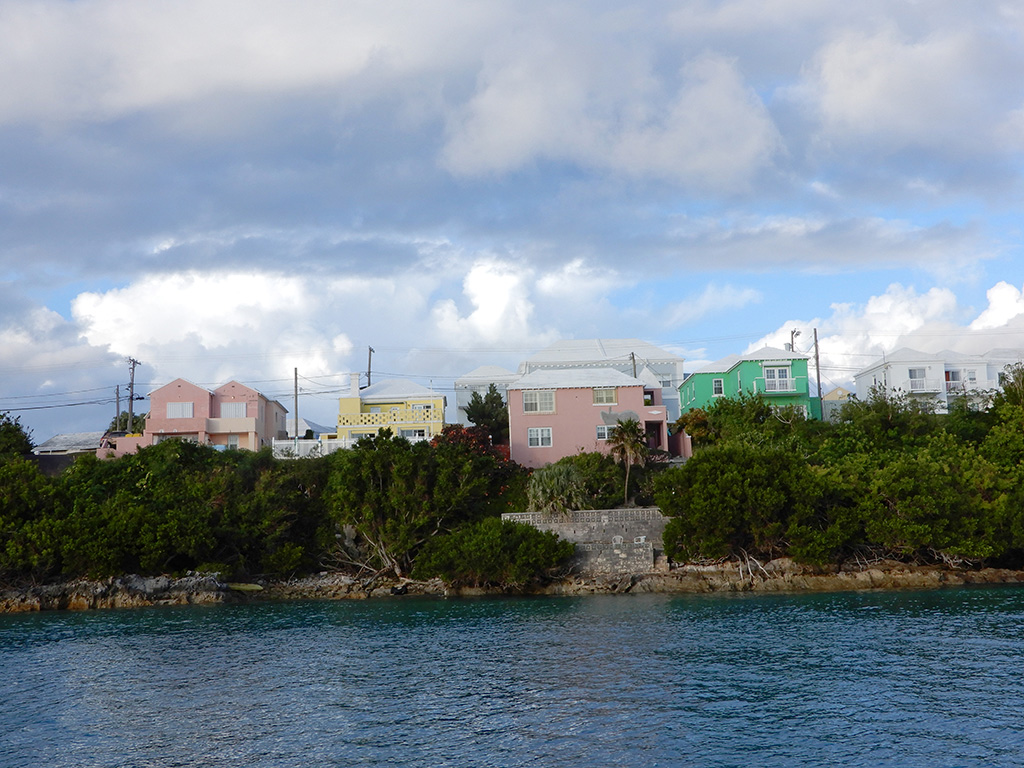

{"left": 503, "top": 508, "right": 669, "bottom": 575}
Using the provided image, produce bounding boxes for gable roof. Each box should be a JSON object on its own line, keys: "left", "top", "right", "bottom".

{"left": 509, "top": 367, "right": 645, "bottom": 390}
{"left": 33, "top": 432, "right": 106, "bottom": 454}
{"left": 358, "top": 378, "right": 442, "bottom": 402}
{"left": 695, "top": 346, "right": 807, "bottom": 374}
{"left": 521, "top": 338, "right": 683, "bottom": 367}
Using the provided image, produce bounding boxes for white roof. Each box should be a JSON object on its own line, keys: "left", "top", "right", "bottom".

{"left": 508, "top": 367, "right": 645, "bottom": 390}
{"left": 696, "top": 346, "right": 807, "bottom": 374}
{"left": 455, "top": 365, "right": 519, "bottom": 384}
{"left": 522, "top": 338, "right": 683, "bottom": 366}
{"left": 358, "top": 378, "right": 442, "bottom": 401}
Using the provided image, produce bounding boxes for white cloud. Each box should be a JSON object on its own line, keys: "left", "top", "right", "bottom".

{"left": 444, "top": 51, "right": 782, "bottom": 190}
{"left": 970, "top": 281, "right": 1024, "bottom": 329}
{"left": 665, "top": 283, "right": 762, "bottom": 327}
{"left": 751, "top": 282, "right": 1024, "bottom": 392}
{"left": 430, "top": 259, "right": 540, "bottom": 345}
{"left": 800, "top": 22, "right": 1020, "bottom": 155}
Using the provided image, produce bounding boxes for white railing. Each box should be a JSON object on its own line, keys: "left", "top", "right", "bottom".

{"left": 945, "top": 377, "right": 998, "bottom": 394}
{"left": 901, "top": 377, "right": 942, "bottom": 393}
{"left": 272, "top": 433, "right": 432, "bottom": 459}
{"left": 754, "top": 376, "right": 807, "bottom": 395}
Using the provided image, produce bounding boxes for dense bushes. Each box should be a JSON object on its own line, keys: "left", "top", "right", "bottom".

{"left": 0, "top": 425, "right": 543, "bottom": 586}
{"left": 658, "top": 387, "right": 1024, "bottom": 568}
{"left": 412, "top": 518, "right": 574, "bottom": 587}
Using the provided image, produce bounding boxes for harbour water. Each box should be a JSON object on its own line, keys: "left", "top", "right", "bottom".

{"left": 3, "top": 587, "right": 1024, "bottom": 767}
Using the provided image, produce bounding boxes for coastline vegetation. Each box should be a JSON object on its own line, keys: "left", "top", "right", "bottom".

{"left": 658, "top": 365, "right": 1024, "bottom": 570}
{"left": 6, "top": 367, "right": 1024, "bottom": 591}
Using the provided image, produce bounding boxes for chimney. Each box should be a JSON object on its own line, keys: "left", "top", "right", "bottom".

{"left": 350, "top": 372, "right": 362, "bottom": 395}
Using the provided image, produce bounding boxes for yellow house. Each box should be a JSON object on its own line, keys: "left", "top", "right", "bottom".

{"left": 332, "top": 373, "right": 446, "bottom": 444}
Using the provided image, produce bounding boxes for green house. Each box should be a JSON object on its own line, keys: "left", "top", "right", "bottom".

{"left": 679, "top": 346, "right": 822, "bottom": 419}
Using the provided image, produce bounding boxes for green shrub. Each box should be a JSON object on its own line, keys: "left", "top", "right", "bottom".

{"left": 412, "top": 518, "right": 574, "bottom": 587}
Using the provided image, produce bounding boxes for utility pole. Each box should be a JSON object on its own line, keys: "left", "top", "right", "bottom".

{"left": 790, "top": 328, "right": 801, "bottom": 352}
{"left": 630, "top": 352, "right": 637, "bottom": 378}
{"left": 814, "top": 328, "right": 823, "bottom": 402}
{"left": 126, "top": 357, "right": 140, "bottom": 433}
{"left": 293, "top": 367, "right": 299, "bottom": 450}
{"left": 367, "top": 346, "right": 374, "bottom": 388}
{"left": 115, "top": 385, "right": 121, "bottom": 431}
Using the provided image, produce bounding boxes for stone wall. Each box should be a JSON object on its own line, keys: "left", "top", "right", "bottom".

{"left": 502, "top": 508, "right": 669, "bottom": 575}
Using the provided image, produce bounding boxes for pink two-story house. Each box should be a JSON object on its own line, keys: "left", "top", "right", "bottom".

{"left": 507, "top": 368, "right": 670, "bottom": 469}
{"left": 106, "top": 378, "right": 288, "bottom": 457}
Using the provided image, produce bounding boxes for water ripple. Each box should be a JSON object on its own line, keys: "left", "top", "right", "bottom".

{"left": 4, "top": 588, "right": 1024, "bottom": 767}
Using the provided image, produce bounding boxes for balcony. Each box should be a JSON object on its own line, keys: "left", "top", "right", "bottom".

{"left": 945, "top": 377, "right": 998, "bottom": 394}
{"left": 752, "top": 376, "right": 808, "bottom": 396}
{"left": 338, "top": 407, "right": 443, "bottom": 428}
{"left": 900, "top": 377, "right": 942, "bottom": 394}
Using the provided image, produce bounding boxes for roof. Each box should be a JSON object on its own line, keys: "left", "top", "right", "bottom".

{"left": 508, "top": 367, "right": 646, "bottom": 390}
{"left": 358, "top": 378, "right": 443, "bottom": 402}
{"left": 455, "top": 365, "right": 519, "bottom": 384}
{"left": 521, "top": 338, "right": 683, "bottom": 367}
{"left": 33, "top": 432, "right": 106, "bottom": 454}
{"left": 855, "top": 347, "right": 1024, "bottom": 377}
{"left": 696, "top": 346, "right": 807, "bottom": 374}
{"left": 286, "top": 417, "right": 334, "bottom": 437}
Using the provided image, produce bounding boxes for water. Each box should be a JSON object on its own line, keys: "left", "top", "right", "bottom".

{"left": 3, "top": 587, "right": 1024, "bottom": 767}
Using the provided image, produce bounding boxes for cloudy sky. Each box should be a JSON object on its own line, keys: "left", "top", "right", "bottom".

{"left": 4, "top": 0, "right": 1024, "bottom": 441}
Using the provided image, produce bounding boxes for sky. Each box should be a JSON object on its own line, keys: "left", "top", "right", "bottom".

{"left": 4, "top": 0, "right": 1024, "bottom": 442}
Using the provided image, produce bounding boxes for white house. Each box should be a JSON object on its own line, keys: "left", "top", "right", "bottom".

{"left": 853, "top": 348, "right": 1024, "bottom": 413}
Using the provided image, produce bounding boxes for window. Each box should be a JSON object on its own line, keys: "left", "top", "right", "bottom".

{"left": 593, "top": 388, "right": 616, "bottom": 405}
{"left": 712, "top": 378, "right": 724, "bottom": 396}
{"left": 764, "top": 366, "right": 792, "bottom": 392}
{"left": 221, "top": 402, "right": 246, "bottom": 418}
{"left": 527, "top": 427, "right": 552, "bottom": 447}
{"left": 523, "top": 390, "right": 555, "bottom": 413}
{"left": 226, "top": 434, "right": 239, "bottom": 450}
{"left": 596, "top": 425, "right": 615, "bottom": 440}
{"left": 167, "top": 401, "right": 193, "bottom": 419}
{"left": 401, "top": 429, "right": 426, "bottom": 439}
{"left": 412, "top": 403, "right": 432, "bottom": 412}
{"left": 909, "top": 368, "right": 926, "bottom": 391}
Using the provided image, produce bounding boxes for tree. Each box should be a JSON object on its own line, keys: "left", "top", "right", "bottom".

{"left": 324, "top": 430, "right": 507, "bottom": 577}
{"left": 108, "top": 411, "right": 147, "bottom": 433}
{"left": 606, "top": 418, "right": 648, "bottom": 506}
{"left": 0, "top": 411, "right": 33, "bottom": 458}
{"left": 464, "top": 384, "right": 509, "bottom": 445}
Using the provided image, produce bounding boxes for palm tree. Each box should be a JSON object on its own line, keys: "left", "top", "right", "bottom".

{"left": 606, "top": 418, "right": 648, "bottom": 506}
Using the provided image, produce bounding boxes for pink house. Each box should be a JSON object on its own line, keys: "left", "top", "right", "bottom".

{"left": 104, "top": 378, "right": 288, "bottom": 457}
{"left": 507, "top": 368, "right": 670, "bottom": 469}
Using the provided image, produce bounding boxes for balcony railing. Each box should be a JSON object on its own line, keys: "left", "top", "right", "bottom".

{"left": 272, "top": 433, "right": 432, "bottom": 459}
{"left": 337, "top": 407, "right": 443, "bottom": 427}
{"left": 945, "top": 377, "right": 997, "bottom": 394}
{"left": 752, "top": 376, "right": 808, "bottom": 396}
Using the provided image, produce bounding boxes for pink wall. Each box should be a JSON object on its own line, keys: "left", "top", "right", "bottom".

{"left": 107, "top": 378, "right": 288, "bottom": 456}
{"left": 144, "top": 379, "right": 213, "bottom": 441}
{"left": 508, "top": 385, "right": 669, "bottom": 468}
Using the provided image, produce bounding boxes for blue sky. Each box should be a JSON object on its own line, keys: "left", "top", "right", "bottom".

{"left": 3, "top": 0, "right": 1024, "bottom": 440}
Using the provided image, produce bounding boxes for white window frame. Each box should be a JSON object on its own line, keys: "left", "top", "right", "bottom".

{"left": 596, "top": 425, "right": 615, "bottom": 441}
{"left": 221, "top": 402, "right": 246, "bottom": 418}
{"left": 908, "top": 368, "right": 926, "bottom": 391}
{"left": 523, "top": 390, "right": 555, "bottom": 413}
{"left": 167, "top": 401, "right": 194, "bottom": 419}
{"left": 712, "top": 378, "right": 724, "bottom": 397}
{"left": 527, "top": 427, "right": 552, "bottom": 447}
{"left": 593, "top": 388, "right": 616, "bottom": 405}
{"left": 226, "top": 434, "right": 239, "bottom": 450}
{"left": 763, "top": 366, "right": 792, "bottom": 392}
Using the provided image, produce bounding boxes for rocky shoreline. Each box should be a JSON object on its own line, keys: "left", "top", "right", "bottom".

{"left": 3, "top": 559, "right": 1024, "bottom": 613}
